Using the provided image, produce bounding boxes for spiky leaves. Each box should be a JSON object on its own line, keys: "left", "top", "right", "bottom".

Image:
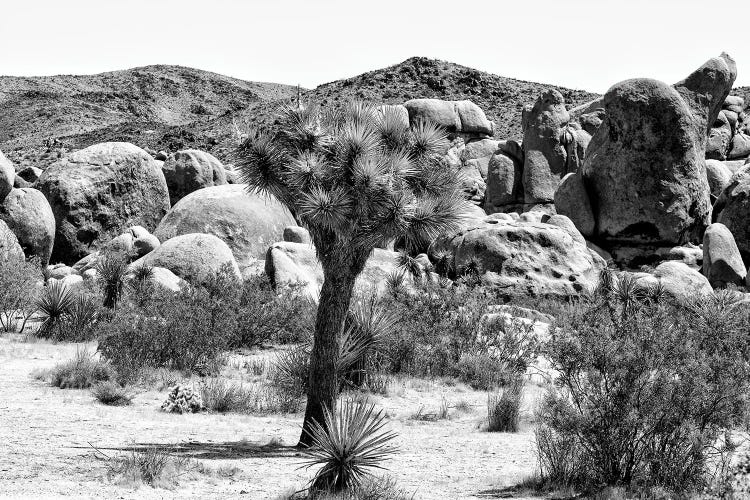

{"left": 302, "top": 400, "right": 398, "bottom": 493}
{"left": 36, "top": 280, "right": 75, "bottom": 338}
{"left": 299, "top": 186, "right": 353, "bottom": 234}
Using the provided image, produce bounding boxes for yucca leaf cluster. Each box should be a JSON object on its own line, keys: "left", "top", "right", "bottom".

{"left": 235, "top": 102, "right": 470, "bottom": 262}
{"left": 302, "top": 400, "right": 398, "bottom": 493}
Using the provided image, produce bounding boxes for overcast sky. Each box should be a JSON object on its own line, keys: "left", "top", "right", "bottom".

{"left": 1, "top": 0, "right": 748, "bottom": 92}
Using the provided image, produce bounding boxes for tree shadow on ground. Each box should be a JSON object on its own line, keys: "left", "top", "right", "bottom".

{"left": 76, "top": 439, "right": 301, "bottom": 460}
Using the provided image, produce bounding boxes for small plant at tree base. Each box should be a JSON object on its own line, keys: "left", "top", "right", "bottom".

{"left": 236, "top": 101, "right": 470, "bottom": 446}
{"left": 161, "top": 385, "right": 203, "bottom": 414}
{"left": 92, "top": 380, "right": 133, "bottom": 406}
{"left": 96, "top": 252, "right": 129, "bottom": 308}
{"left": 302, "top": 400, "right": 398, "bottom": 494}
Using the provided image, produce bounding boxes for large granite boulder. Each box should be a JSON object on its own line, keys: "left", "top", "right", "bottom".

{"left": 428, "top": 216, "right": 605, "bottom": 298}
{"left": 161, "top": 149, "right": 228, "bottom": 205}
{"left": 154, "top": 184, "right": 295, "bottom": 271}
{"left": 702, "top": 222, "right": 746, "bottom": 288}
{"left": 0, "top": 220, "right": 24, "bottom": 262}
{"left": 554, "top": 172, "right": 595, "bottom": 238}
{"left": 129, "top": 233, "right": 241, "bottom": 283}
{"left": 707, "top": 111, "right": 733, "bottom": 161}
{"left": 716, "top": 165, "right": 750, "bottom": 259}
{"left": 484, "top": 150, "right": 523, "bottom": 213}
{"left": 581, "top": 54, "right": 736, "bottom": 253}
{"left": 705, "top": 159, "right": 733, "bottom": 199}
{"left": 0, "top": 188, "right": 55, "bottom": 265}
{"left": 0, "top": 150, "right": 14, "bottom": 202}
{"left": 521, "top": 90, "right": 570, "bottom": 204}
{"left": 36, "top": 142, "right": 170, "bottom": 264}
{"left": 404, "top": 99, "right": 493, "bottom": 136}
{"left": 652, "top": 261, "right": 713, "bottom": 303}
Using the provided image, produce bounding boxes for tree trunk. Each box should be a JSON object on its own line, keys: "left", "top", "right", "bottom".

{"left": 297, "top": 263, "right": 359, "bottom": 447}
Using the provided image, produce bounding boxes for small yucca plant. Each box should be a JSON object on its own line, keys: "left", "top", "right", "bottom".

{"left": 96, "top": 252, "right": 129, "bottom": 308}
{"left": 302, "top": 400, "right": 398, "bottom": 494}
{"left": 35, "top": 280, "right": 75, "bottom": 338}
{"left": 64, "top": 294, "right": 99, "bottom": 340}
{"left": 128, "top": 263, "right": 156, "bottom": 306}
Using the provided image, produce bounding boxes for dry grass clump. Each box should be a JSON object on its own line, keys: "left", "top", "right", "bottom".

{"left": 38, "top": 349, "right": 116, "bottom": 389}
{"left": 91, "top": 381, "right": 133, "bottom": 406}
{"left": 486, "top": 380, "right": 523, "bottom": 432}
{"left": 95, "top": 445, "right": 195, "bottom": 488}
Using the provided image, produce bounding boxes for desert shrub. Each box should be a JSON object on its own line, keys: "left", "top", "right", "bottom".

{"left": 98, "top": 267, "right": 314, "bottom": 379}
{"left": 302, "top": 400, "right": 398, "bottom": 494}
{"left": 537, "top": 272, "right": 750, "bottom": 492}
{"left": 128, "top": 263, "right": 156, "bottom": 307}
{"left": 161, "top": 385, "right": 203, "bottom": 414}
{"left": 380, "top": 283, "right": 539, "bottom": 386}
{"left": 97, "top": 285, "right": 235, "bottom": 377}
{"left": 0, "top": 254, "right": 41, "bottom": 332}
{"left": 98, "top": 445, "right": 191, "bottom": 487}
{"left": 272, "top": 345, "right": 311, "bottom": 395}
{"left": 92, "top": 381, "right": 133, "bottom": 406}
{"left": 200, "top": 378, "right": 255, "bottom": 413}
{"left": 47, "top": 349, "right": 116, "bottom": 389}
{"left": 287, "top": 476, "right": 413, "bottom": 500}
{"left": 487, "top": 379, "right": 523, "bottom": 432}
{"left": 62, "top": 293, "right": 100, "bottom": 341}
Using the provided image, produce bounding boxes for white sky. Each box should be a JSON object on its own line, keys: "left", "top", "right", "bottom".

{"left": 1, "top": 0, "right": 749, "bottom": 92}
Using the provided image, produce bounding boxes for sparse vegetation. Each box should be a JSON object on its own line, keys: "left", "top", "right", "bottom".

{"left": 96, "top": 252, "right": 129, "bottom": 308}
{"left": 92, "top": 381, "right": 133, "bottom": 406}
{"left": 0, "top": 252, "right": 41, "bottom": 333}
{"left": 486, "top": 380, "right": 523, "bottom": 433}
{"left": 160, "top": 385, "right": 203, "bottom": 414}
{"left": 535, "top": 271, "right": 750, "bottom": 493}
{"left": 44, "top": 349, "right": 116, "bottom": 389}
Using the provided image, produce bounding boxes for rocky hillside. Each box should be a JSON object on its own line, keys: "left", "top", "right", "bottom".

{"left": 2, "top": 58, "right": 747, "bottom": 170}
{"left": 0, "top": 65, "right": 298, "bottom": 168}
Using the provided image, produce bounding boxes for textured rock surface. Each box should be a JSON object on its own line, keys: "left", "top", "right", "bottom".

{"left": 582, "top": 54, "right": 736, "bottom": 248}
{"left": 484, "top": 151, "right": 523, "bottom": 213}
{"left": 554, "top": 172, "right": 595, "bottom": 238}
{"left": 705, "top": 159, "right": 733, "bottom": 199}
{"left": 716, "top": 165, "right": 750, "bottom": 259}
{"left": 36, "top": 142, "right": 170, "bottom": 264}
{"left": 703, "top": 223, "right": 746, "bottom": 287}
{"left": 404, "top": 99, "right": 493, "bottom": 136}
{"left": 429, "top": 216, "right": 604, "bottom": 298}
{"left": 154, "top": 184, "right": 295, "bottom": 270}
{"left": 653, "top": 261, "right": 713, "bottom": 303}
{"left": 521, "top": 90, "right": 570, "bottom": 203}
{"left": 0, "top": 219, "right": 24, "bottom": 262}
{"left": 0, "top": 149, "right": 14, "bottom": 202}
{"left": 0, "top": 188, "right": 55, "bottom": 265}
{"left": 130, "top": 233, "right": 240, "bottom": 283}
{"left": 161, "top": 149, "right": 227, "bottom": 205}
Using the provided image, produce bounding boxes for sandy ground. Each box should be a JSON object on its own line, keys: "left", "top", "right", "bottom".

{"left": 0, "top": 335, "right": 543, "bottom": 500}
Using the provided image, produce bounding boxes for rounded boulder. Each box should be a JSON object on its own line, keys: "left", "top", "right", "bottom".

{"left": 162, "top": 149, "right": 227, "bottom": 205}
{"left": 0, "top": 188, "right": 56, "bottom": 265}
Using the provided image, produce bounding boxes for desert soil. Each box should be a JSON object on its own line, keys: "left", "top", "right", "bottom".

{"left": 0, "top": 335, "right": 543, "bottom": 500}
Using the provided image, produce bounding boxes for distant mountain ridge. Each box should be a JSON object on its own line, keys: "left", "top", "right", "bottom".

{"left": 1, "top": 58, "right": 747, "bottom": 169}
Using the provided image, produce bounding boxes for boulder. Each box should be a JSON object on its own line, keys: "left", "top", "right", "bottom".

{"left": 653, "top": 261, "right": 713, "bottom": 303}
{"left": 724, "top": 96, "right": 745, "bottom": 114}
{"left": 0, "top": 188, "right": 56, "bottom": 265}
{"left": 484, "top": 151, "right": 523, "bottom": 213}
{"left": 705, "top": 159, "right": 733, "bottom": 199}
{"left": 461, "top": 138, "right": 499, "bottom": 180}
{"left": 703, "top": 223, "right": 746, "bottom": 287}
{"left": 375, "top": 104, "right": 410, "bottom": 131}
{"left": 133, "top": 233, "right": 160, "bottom": 257}
{"left": 578, "top": 108, "right": 606, "bottom": 136}
{"left": 129, "top": 233, "right": 241, "bottom": 283}
{"left": 161, "top": 149, "right": 228, "bottom": 205}
{"left": 707, "top": 111, "right": 733, "bottom": 160}
{"left": 554, "top": 172, "right": 595, "bottom": 238}
{"left": 0, "top": 149, "right": 14, "bottom": 202}
{"left": 404, "top": 99, "right": 492, "bottom": 136}
{"left": 521, "top": 90, "right": 571, "bottom": 204}
{"left": 656, "top": 244, "right": 703, "bottom": 268}
{"left": 14, "top": 176, "right": 30, "bottom": 189}
{"left": 47, "top": 265, "right": 75, "bottom": 280}
{"left": 265, "top": 242, "right": 411, "bottom": 298}
{"left": 154, "top": 184, "right": 295, "bottom": 271}
{"left": 716, "top": 166, "right": 750, "bottom": 258}
{"left": 283, "top": 226, "right": 311, "bottom": 244}
{"left": 729, "top": 132, "right": 750, "bottom": 160}
{"left": 581, "top": 54, "right": 736, "bottom": 249}
{"left": 546, "top": 214, "right": 586, "bottom": 246}
{"left": 428, "top": 216, "right": 605, "bottom": 298}
{"left": 0, "top": 220, "right": 24, "bottom": 262}
{"left": 36, "top": 142, "right": 170, "bottom": 264}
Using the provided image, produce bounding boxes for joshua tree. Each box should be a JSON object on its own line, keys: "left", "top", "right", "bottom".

{"left": 235, "top": 101, "right": 469, "bottom": 446}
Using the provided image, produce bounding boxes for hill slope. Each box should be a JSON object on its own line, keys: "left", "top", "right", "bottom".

{"left": 0, "top": 65, "right": 298, "bottom": 167}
